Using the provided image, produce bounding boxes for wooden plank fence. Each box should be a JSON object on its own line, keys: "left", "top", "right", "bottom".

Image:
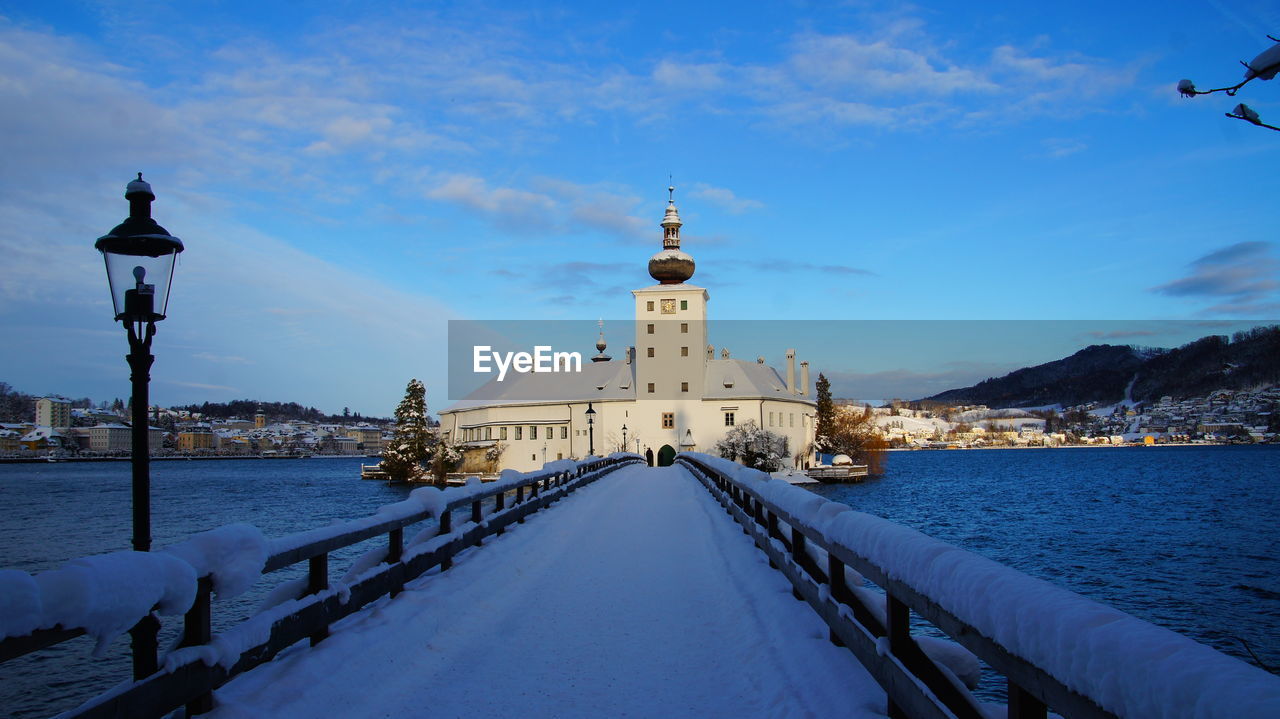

{"left": 0, "top": 455, "right": 642, "bottom": 719}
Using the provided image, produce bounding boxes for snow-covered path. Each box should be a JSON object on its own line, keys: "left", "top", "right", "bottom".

{"left": 209, "top": 465, "right": 887, "bottom": 718}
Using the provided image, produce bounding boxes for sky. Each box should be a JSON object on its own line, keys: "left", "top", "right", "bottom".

{"left": 0, "top": 1, "right": 1277, "bottom": 415}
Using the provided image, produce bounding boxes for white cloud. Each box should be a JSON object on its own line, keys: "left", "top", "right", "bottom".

{"left": 689, "top": 184, "right": 764, "bottom": 214}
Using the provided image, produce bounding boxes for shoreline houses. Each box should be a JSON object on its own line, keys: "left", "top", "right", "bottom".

{"left": 438, "top": 189, "right": 818, "bottom": 473}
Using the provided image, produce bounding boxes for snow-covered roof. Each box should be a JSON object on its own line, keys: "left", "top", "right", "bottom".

{"left": 444, "top": 357, "right": 813, "bottom": 413}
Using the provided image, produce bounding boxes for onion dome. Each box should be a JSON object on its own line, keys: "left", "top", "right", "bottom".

{"left": 648, "top": 185, "right": 695, "bottom": 284}
{"left": 591, "top": 319, "right": 611, "bottom": 362}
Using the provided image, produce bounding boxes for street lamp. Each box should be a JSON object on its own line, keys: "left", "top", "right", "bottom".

{"left": 585, "top": 403, "right": 596, "bottom": 456}
{"left": 621, "top": 424, "right": 628, "bottom": 453}
{"left": 96, "top": 174, "right": 183, "bottom": 554}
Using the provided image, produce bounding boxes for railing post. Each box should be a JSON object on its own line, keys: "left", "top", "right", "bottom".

{"left": 790, "top": 526, "right": 807, "bottom": 601}
{"left": 886, "top": 593, "right": 911, "bottom": 719}
{"left": 495, "top": 491, "right": 506, "bottom": 535}
{"left": 129, "top": 613, "right": 159, "bottom": 680}
{"left": 827, "top": 554, "right": 847, "bottom": 647}
{"left": 388, "top": 527, "right": 404, "bottom": 597}
{"left": 308, "top": 554, "right": 329, "bottom": 646}
{"left": 182, "top": 575, "right": 214, "bottom": 715}
{"left": 1008, "top": 680, "right": 1048, "bottom": 719}
{"left": 472, "top": 499, "right": 483, "bottom": 547}
{"left": 439, "top": 509, "right": 453, "bottom": 570}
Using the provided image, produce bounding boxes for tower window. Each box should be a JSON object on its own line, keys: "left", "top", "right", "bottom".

{"left": 680, "top": 323, "right": 688, "bottom": 333}
{"left": 647, "top": 324, "right": 654, "bottom": 334}
{"left": 662, "top": 412, "right": 675, "bottom": 428}
{"left": 647, "top": 383, "right": 655, "bottom": 393}
{"left": 724, "top": 412, "right": 735, "bottom": 427}
{"left": 646, "top": 301, "right": 654, "bottom": 311}
{"left": 681, "top": 300, "right": 688, "bottom": 310}
{"left": 681, "top": 346, "right": 688, "bottom": 357}
{"left": 647, "top": 347, "right": 655, "bottom": 358}
{"left": 681, "top": 382, "right": 689, "bottom": 392}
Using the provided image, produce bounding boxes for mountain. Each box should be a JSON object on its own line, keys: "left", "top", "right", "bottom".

{"left": 921, "top": 326, "right": 1280, "bottom": 408}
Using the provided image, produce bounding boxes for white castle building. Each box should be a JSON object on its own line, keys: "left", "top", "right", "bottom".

{"left": 439, "top": 189, "right": 816, "bottom": 472}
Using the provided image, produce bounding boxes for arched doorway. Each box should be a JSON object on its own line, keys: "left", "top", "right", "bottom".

{"left": 644, "top": 448, "right": 654, "bottom": 467}
{"left": 657, "top": 444, "right": 676, "bottom": 467}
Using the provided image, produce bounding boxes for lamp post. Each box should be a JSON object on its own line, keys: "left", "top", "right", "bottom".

{"left": 96, "top": 174, "right": 183, "bottom": 554}
{"left": 585, "top": 403, "right": 596, "bottom": 456}
{"left": 621, "top": 424, "right": 628, "bottom": 453}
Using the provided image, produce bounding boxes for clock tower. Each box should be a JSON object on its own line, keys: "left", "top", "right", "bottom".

{"left": 633, "top": 187, "right": 708, "bottom": 402}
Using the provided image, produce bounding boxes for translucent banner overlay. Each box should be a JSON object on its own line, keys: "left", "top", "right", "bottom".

{"left": 447, "top": 319, "right": 1278, "bottom": 404}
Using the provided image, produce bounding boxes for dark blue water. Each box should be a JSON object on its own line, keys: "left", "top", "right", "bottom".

{"left": 808, "top": 445, "right": 1280, "bottom": 674}
{"left": 0, "top": 457, "right": 413, "bottom": 718}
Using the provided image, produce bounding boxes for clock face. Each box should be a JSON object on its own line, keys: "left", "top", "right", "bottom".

{"left": 661, "top": 299, "right": 676, "bottom": 314}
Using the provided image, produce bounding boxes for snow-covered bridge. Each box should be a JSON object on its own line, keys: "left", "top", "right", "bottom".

{"left": 4, "top": 454, "right": 1280, "bottom": 718}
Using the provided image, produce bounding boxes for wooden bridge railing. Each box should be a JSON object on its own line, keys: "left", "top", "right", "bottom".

{"left": 676, "top": 453, "right": 1119, "bottom": 719}
{"left": 1, "top": 454, "right": 643, "bottom": 718}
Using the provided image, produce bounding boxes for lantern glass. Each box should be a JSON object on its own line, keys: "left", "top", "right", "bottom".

{"left": 101, "top": 248, "right": 179, "bottom": 321}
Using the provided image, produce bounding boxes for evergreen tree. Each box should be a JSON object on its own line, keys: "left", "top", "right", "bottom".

{"left": 380, "top": 379, "right": 432, "bottom": 483}
{"left": 815, "top": 373, "right": 834, "bottom": 450}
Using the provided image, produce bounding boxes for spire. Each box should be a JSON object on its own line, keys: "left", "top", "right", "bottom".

{"left": 661, "top": 185, "right": 682, "bottom": 250}
{"left": 591, "top": 318, "right": 611, "bottom": 362}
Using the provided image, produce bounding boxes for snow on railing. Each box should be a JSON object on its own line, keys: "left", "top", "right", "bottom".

{"left": 0, "top": 453, "right": 643, "bottom": 718}
{"left": 677, "top": 452, "right": 1280, "bottom": 719}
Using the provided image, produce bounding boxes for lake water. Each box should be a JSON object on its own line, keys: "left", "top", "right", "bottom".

{"left": 808, "top": 445, "right": 1280, "bottom": 676}
{"left": 2, "top": 447, "right": 1277, "bottom": 716}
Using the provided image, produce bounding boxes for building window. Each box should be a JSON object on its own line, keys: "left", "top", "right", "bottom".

{"left": 662, "top": 412, "right": 675, "bottom": 428}
{"left": 769, "top": 412, "right": 774, "bottom": 426}
{"left": 530, "top": 426, "right": 537, "bottom": 440}
{"left": 500, "top": 426, "right": 508, "bottom": 440}
{"left": 647, "top": 323, "right": 654, "bottom": 334}
{"left": 646, "top": 300, "right": 654, "bottom": 311}
{"left": 532, "top": 454, "right": 536, "bottom": 461}
{"left": 557, "top": 453, "right": 563, "bottom": 460}
{"left": 681, "top": 382, "right": 689, "bottom": 392}
{"left": 648, "top": 383, "right": 655, "bottom": 394}
{"left": 561, "top": 426, "right": 567, "bottom": 439}
{"left": 680, "top": 300, "right": 688, "bottom": 310}
{"left": 680, "top": 323, "right": 688, "bottom": 333}
{"left": 515, "top": 426, "right": 522, "bottom": 440}
{"left": 681, "top": 346, "right": 688, "bottom": 357}
{"left": 485, "top": 427, "right": 492, "bottom": 440}
{"left": 647, "top": 347, "right": 655, "bottom": 358}
{"left": 790, "top": 414, "right": 795, "bottom": 427}
{"left": 724, "top": 412, "right": 735, "bottom": 426}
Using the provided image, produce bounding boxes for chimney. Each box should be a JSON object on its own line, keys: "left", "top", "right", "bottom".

{"left": 786, "top": 349, "right": 796, "bottom": 394}
{"left": 707, "top": 344, "right": 715, "bottom": 360}
{"left": 626, "top": 346, "right": 633, "bottom": 365}
{"left": 800, "top": 361, "right": 810, "bottom": 396}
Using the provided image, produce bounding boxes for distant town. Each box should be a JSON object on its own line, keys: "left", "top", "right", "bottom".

{"left": 1, "top": 396, "right": 401, "bottom": 459}
{"left": 862, "top": 384, "right": 1280, "bottom": 448}
{"left": 3, "top": 382, "right": 1276, "bottom": 460}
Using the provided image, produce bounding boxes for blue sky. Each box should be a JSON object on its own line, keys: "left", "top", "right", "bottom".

{"left": 0, "top": 1, "right": 1277, "bottom": 414}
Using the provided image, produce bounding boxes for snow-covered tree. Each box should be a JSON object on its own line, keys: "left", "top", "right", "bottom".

{"left": 714, "top": 420, "right": 789, "bottom": 472}
{"left": 428, "top": 439, "right": 463, "bottom": 487}
{"left": 1179, "top": 36, "right": 1280, "bottom": 131}
{"left": 380, "top": 379, "right": 432, "bottom": 483}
